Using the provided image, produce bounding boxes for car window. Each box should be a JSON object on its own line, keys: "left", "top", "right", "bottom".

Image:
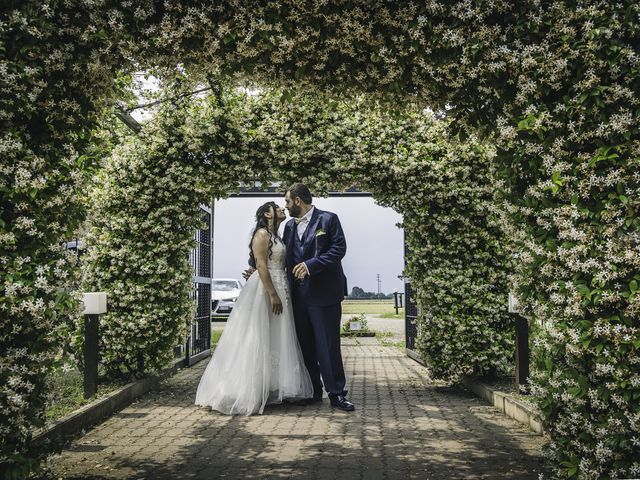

{"left": 212, "top": 281, "right": 239, "bottom": 290}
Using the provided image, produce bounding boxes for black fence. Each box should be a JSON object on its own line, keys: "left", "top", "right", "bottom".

{"left": 176, "top": 204, "right": 213, "bottom": 366}
{"left": 404, "top": 282, "right": 419, "bottom": 352}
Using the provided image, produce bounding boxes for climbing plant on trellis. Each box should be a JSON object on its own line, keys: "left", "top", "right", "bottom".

{"left": 86, "top": 87, "right": 512, "bottom": 383}
{"left": 2, "top": 2, "right": 639, "bottom": 478}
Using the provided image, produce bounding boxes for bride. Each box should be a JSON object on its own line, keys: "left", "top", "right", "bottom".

{"left": 195, "top": 201, "right": 313, "bottom": 415}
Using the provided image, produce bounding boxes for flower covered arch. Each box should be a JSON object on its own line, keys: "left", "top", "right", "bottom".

{"left": 83, "top": 86, "right": 512, "bottom": 382}
{"left": 2, "top": 2, "right": 640, "bottom": 478}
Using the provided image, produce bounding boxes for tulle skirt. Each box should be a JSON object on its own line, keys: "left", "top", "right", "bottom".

{"left": 195, "top": 269, "right": 313, "bottom": 415}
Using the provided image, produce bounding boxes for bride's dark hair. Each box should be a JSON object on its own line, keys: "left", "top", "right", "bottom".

{"left": 248, "top": 201, "right": 280, "bottom": 269}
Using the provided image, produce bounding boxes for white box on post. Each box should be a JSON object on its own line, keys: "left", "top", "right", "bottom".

{"left": 82, "top": 292, "right": 107, "bottom": 315}
{"left": 508, "top": 292, "right": 519, "bottom": 314}
{"left": 81, "top": 292, "right": 106, "bottom": 399}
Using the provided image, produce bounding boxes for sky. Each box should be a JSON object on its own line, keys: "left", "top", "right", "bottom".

{"left": 213, "top": 196, "right": 405, "bottom": 294}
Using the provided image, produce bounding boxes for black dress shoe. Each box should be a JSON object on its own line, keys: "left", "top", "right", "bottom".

{"left": 329, "top": 394, "right": 355, "bottom": 412}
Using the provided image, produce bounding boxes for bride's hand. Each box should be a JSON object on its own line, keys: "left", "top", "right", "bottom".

{"left": 270, "top": 293, "right": 283, "bottom": 315}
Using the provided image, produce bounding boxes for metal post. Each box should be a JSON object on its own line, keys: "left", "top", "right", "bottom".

{"left": 394, "top": 292, "right": 400, "bottom": 314}
{"left": 404, "top": 282, "right": 417, "bottom": 351}
{"left": 83, "top": 314, "right": 99, "bottom": 399}
{"left": 514, "top": 314, "right": 529, "bottom": 391}
{"left": 185, "top": 331, "right": 191, "bottom": 366}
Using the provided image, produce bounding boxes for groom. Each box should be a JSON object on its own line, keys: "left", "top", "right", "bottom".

{"left": 283, "top": 183, "right": 355, "bottom": 412}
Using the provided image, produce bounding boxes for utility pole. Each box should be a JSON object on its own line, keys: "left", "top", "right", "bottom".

{"left": 376, "top": 274, "right": 381, "bottom": 296}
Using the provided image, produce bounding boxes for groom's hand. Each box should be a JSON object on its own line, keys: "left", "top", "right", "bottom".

{"left": 292, "top": 262, "right": 309, "bottom": 280}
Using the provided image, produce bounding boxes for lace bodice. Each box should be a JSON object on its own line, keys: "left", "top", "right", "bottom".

{"left": 266, "top": 238, "right": 289, "bottom": 301}
{"left": 267, "top": 237, "right": 286, "bottom": 271}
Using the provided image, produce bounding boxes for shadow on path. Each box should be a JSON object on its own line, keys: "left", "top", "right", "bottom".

{"left": 44, "top": 341, "right": 546, "bottom": 480}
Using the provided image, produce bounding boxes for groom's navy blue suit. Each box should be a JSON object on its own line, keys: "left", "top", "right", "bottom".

{"left": 283, "top": 208, "right": 348, "bottom": 397}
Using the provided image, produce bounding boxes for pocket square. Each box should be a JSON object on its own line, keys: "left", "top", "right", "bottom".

{"left": 316, "top": 228, "right": 326, "bottom": 236}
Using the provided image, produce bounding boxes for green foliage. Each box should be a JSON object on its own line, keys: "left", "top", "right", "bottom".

{"left": 81, "top": 94, "right": 209, "bottom": 376}
{"left": 0, "top": 3, "right": 135, "bottom": 474}
{"left": 371, "top": 127, "right": 514, "bottom": 379}
{"left": 3, "top": 1, "right": 640, "bottom": 477}
{"left": 491, "top": 4, "right": 640, "bottom": 476}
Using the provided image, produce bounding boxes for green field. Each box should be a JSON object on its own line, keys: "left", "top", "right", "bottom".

{"left": 212, "top": 301, "right": 404, "bottom": 318}
{"left": 341, "top": 299, "right": 404, "bottom": 317}
{"left": 212, "top": 329, "right": 223, "bottom": 346}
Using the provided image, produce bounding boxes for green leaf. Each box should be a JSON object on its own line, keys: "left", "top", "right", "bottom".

{"left": 576, "top": 284, "right": 591, "bottom": 299}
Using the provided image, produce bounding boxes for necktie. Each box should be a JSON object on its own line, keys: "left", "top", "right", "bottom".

{"left": 294, "top": 217, "right": 308, "bottom": 224}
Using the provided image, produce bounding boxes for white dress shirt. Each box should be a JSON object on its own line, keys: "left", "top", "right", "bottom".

{"left": 296, "top": 206, "right": 315, "bottom": 240}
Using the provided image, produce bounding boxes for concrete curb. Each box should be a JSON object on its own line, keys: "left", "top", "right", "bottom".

{"left": 33, "top": 355, "right": 209, "bottom": 447}
{"left": 340, "top": 331, "right": 376, "bottom": 337}
{"left": 405, "top": 348, "right": 423, "bottom": 364}
{"left": 405, "top": 349, "right": 544, "bottom": 435}
{"left": 459, "top": 375, "right": 544, "bottom": 435}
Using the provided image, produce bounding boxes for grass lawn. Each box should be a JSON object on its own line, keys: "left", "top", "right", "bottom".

{"left": 211, "top": 329, "right": 223, "bottom": 347}
{"left": 45, "top": 364, "right": 127, "bottom": 426}
{"left": 342, "top": 299, "right": 404, "bottom": 317}
{"left": 45, "top": 329, "right": 226, "bottom": 427}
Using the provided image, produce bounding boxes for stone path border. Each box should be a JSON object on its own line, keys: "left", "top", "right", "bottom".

{"left": 459, "top": 376, "right": 544, "bottom": 435}
{"left": 406, "top": 349, "right": 544, "bottom": 435}
{"left": 33, "top": 359, "right": 194, "bottom": 449}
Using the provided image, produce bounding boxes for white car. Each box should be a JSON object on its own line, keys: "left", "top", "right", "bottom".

{"left": 211, "top": 278, "right": 243, "bottom": 317}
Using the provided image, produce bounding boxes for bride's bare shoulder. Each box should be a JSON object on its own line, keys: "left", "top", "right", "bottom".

{"left": 252, "top": 228, "right": 271, "bottom": 244}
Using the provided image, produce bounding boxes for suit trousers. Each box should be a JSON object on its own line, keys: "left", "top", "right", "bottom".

{"left": 292, "top": 286, "right": 346, "bottom": 397}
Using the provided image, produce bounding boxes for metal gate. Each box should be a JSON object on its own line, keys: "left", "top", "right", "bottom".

{"left": 404, "top": 231, "right": 419, "bottom": 354}
{"left": 404, "top": 282, "right": 419, "bottom": 352}
{"left": 185, "top": 203, "right": 213, "bottom": 366}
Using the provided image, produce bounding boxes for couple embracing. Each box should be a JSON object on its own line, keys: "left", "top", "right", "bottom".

{"left": 195, "top": 184, "right": 355, "bottom": 414}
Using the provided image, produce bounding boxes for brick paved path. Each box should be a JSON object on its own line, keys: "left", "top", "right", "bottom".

{"left": 46, "top": 338, "right": 546, "bottom": 479}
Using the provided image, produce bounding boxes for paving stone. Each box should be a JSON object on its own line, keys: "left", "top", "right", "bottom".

{"left": 44, "top": 339, "right": 546, "bottom": 479}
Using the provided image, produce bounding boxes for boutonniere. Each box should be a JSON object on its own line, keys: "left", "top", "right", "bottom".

{"left": 315, "top": 228, "right": 326, "bottom": 237}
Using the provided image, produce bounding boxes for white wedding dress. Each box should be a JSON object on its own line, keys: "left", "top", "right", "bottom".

{"left": 195, "top": 237, "right": 313, "bottom": 415}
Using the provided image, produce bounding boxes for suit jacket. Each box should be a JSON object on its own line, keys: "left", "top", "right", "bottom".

{"left": 283, "top": 208, "right": 348, "bottom": 306}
